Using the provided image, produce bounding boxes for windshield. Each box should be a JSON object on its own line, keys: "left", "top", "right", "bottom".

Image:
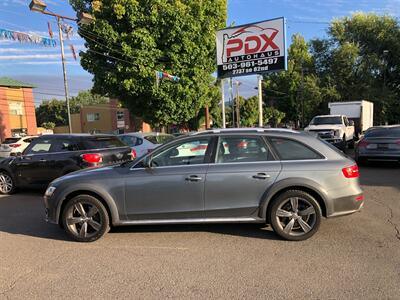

{"left": 365, "top": 127, "right": 400, "bottom": 138}
{"left": 144, "top": 134, "right": 173, "bottom": 145}
{"left": 310, "top": 117, "right": 342, "bottom": 125}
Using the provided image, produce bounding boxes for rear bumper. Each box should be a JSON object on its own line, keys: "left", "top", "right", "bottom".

{"left": 356, "top": 152, "right": 400, "bottom": 161}
{"left": 327, "top": 193, "right": 364, "bottom": 217}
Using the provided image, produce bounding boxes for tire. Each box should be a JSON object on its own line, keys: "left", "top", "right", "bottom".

{"left": 341, "top": 135, "right": 347, "bottom": 152}
{"left": 348, "top": 138, "right": 355, "bottom": 149}
{"left": 269, "top": 190, "right": 322, "bottom": 241}
{"left": 0, "top": 171, "right": 16, "bottom": 195}
{"left": 61, "top": 195, "right": 110, "bottom": 242}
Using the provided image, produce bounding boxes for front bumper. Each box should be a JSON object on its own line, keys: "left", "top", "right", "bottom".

{"left": 43, "top": 195, "right": 58, "bottom": 224}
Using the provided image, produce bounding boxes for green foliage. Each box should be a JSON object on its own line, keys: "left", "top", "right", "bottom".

{"left": 264, "top": 13, "right": 400, "bottom": 126}
{"left": 35, "top": 91, "right": 109, "bottom": 126}
{"left": 40, "top": 122, "right": 56, "bottom": 130}
{"left": 70, "top": 0, "right": 227, "bottom": 127}
{"left": 264, "top": 107, "right": 285, "bottom": 126}
{"left": 240, "top": 96, "right": 258, "bottom": 127}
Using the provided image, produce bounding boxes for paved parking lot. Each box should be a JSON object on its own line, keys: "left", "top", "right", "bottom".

{"left": 0, "top": 163, "right": 399, "bottom": 299}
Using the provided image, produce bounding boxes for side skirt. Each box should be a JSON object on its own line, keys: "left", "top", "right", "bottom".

{"left": 116, "top": 217, "right": 265, "bottom": 226}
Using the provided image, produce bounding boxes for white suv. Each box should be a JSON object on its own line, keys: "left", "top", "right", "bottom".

{"left": 0, "top": 136, "right": 37, "bottom": 158}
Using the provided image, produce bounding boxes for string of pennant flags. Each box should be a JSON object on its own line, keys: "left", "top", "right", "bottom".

{"left": 155, "top": 71, "right": 180, "bottom": 87}
{"left": 0, "top": 27, "right": 57, "bottom": 47}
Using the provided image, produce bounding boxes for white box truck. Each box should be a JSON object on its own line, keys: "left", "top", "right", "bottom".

{"left": 328, "top": 101, "right": 374, "bottom": 136}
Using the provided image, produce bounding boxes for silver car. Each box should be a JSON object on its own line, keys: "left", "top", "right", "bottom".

{"left": 44, "top": 128, "right": 364, "bottom": 242}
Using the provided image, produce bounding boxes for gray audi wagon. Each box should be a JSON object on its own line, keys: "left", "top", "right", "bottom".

{"left": 44, "top": 128, "right": 364, "bottom": 242}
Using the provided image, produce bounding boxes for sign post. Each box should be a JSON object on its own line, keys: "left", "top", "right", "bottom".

{"left": 258, "top": 75, "right": 263, "bottom": 127}
{"left": 220, "top": 79, "right": 226, "bottom": 128}
{"left": 216, "top": 17, "right": 287, "bottom": 127}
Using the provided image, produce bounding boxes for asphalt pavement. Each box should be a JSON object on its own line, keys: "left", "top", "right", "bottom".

{"left": 0, "top": 163, "right": 399, "bottom": 299}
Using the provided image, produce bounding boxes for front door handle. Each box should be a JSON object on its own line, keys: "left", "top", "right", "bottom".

{"left": 252, "top": 173, "right": 271, "bottom": 180}
{"left": 39, "top": 159, "right": 47, "bottom": 162}
{"left": 185, "top": 175, "right": 202, "bottom": 182}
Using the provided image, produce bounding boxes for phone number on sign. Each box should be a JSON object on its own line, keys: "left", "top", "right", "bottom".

{"left": 222, "top": 58, "right": 278, "bottom": 71}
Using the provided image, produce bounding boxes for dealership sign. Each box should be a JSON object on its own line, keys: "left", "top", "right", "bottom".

{"left": 216, "top": 17, "right": 287, "bottom": 78}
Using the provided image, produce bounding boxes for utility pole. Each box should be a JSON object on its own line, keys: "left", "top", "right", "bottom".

{"left": 235, "top": 80, "right": 241, "bottom": 127}
{"left": 57, "top": 17, "right": 72, "bottom": 133}
{"left": 220, "top": 79, "right": 226, "bottom": 128}
{"left": 229, "top": 78, "right": 235, "bottom": 127}
{"left": 258, "top": 75, "right": 263, "bottom": 127}
{"left": 300, "top": 60, "right": 305, "bottom": 129}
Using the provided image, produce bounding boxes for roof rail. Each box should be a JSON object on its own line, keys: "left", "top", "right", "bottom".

{"left": 191, "top": 128, "right": 299, "bottom": 135}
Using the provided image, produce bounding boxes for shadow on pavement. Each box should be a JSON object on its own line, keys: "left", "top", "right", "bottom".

{"left": 0, "top": 191, "right": 70, "bottom": 241}
{"left": 0, "top": 191, "right": 280, "bottom": 241}
{"left": 110, "top": 223, "right": 281, "bottom": 241}
{"left": 359, "top": 162, "right": 400, "bottom": 189}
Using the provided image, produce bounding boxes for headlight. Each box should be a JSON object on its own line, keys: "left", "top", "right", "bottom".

{"left": 45, "top": 186, "right": 56, "bottom": 197}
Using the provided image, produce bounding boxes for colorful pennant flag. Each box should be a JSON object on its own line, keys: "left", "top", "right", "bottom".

{"left": 47, "top": 21, "right": 53, "bottom": 38}
{"left": 0, "top": 28, "right": 57, "bottom": 47}
{"left": 70, "top": 44, "right": 77, "bottom": 60}
{"left": 155, "top": 71, "right": 180, "bottom": 87}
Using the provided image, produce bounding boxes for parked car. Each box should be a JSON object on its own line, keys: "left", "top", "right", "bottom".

{"left": 304, "top": 115, "right": 355, "bottom": 151}
{"left": 118, "top": 132, "right": 173, "bottom": 157}
{"left": 355, "top": 125, "right": 400, "bottom": 164}
{"left": 0, "top": 134, "right": 134, "bottom": 194}
{"left": 0, "top": 136, "right": 37, "bottom": 158}
{"left": 44, "top": 128, "right": 363, "bottom": 242}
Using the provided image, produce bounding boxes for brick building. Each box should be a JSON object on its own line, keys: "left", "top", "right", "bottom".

{"left": 0, "top": 77, "right": 38, "bottom": 141}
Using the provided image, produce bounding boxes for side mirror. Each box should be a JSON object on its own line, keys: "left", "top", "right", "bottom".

{"left": 16, "top": 152, "right": 23, "bottom": 157}
{"left": 142, "top": 156, "right": 152, "bottom": 168}
{"left": 349, "top": 120, "right": 355, "bottom": 126}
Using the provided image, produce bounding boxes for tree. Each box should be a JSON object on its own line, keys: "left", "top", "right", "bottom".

{"left": 70, "top": 0, "right": 227, "bottom": 127}
{"left": 240, "top": 96, "right": 258, "bottom": 127}
{"left": 41, "top": 122, "right": 56, "bottom": 130}
{"left": 69, "top": 90, "right": 108, "bottom": 113}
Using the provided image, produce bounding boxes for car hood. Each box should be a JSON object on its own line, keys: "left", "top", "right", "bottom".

{"left": 50, "top": 164, "right": 122, "bottom": 185}
{"left": 305, "top": 125, "right": 343, "bottom": 131}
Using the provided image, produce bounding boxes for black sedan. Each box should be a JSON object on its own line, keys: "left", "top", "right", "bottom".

{"left": 355, "top": 125, "right": 400, "bottom": 164}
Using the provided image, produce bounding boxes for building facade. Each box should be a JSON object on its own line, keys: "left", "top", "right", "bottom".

{"left": 0, "top": 77, "right": 37, "bottom": 141}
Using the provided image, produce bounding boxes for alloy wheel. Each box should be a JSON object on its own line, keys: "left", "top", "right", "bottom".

{"left": 65, "top": 201, "right": 103, "bottom": 239}
{"left": 274, "top": 197, "right": 317, "bottom": 237}
{"left": 0, "top": 173, "right": 13, "bottom": 194}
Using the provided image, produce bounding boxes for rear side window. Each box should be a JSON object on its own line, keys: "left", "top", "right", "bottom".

{"left": 216, "top": 136, "right": 273, "bottom": 163}
{"left": 269, "top": 138, "right": 323, "bottom": 160}
{"left": 3, "top": 138, "right": 20, "bottom": 144}
{"left": 28, "top": 139, "right": 52, "bottom": 154}
{"left": 50, "top": 139, "right": 80, "bottom": 152}
{"left": 119, "top": 135, "right": 137, "bottom": 147}
{"left": 83, "top": 136, "right": 126, "bottom": 149}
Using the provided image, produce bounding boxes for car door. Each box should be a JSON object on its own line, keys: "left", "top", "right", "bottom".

{"left": 204, "top": 135, "right": 281, "bottom": 218}
{"left": 124, "top": 137, "right": 213, "bottom": 220}
{"left": 14, "top": 138, "right": 56, "bottom": 186}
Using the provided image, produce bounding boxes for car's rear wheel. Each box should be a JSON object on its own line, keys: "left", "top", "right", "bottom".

{"left": 0, "top": 171, "right": 16, "bottom": 194}
{"left": 269, "top": 190, "right": 322, "bottom": 241}
{"left": 62, "top": 195, "right": 109, "bottom": 242}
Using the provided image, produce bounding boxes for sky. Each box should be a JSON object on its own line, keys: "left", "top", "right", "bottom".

{"left": 0, "top": 0, "right": 399, "bottom": 105}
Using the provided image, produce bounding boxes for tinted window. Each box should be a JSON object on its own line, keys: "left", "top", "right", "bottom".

{"left": 216, "top": 136, "right": 272, "bottom": 163}
{"left": 83, "top": 136, "right": 126, "bottom": 149}
{"left": 310, "top": 117, "right": 342, "bottom": 125}
{"left": 151, "top": 138, "right": 210, "bottom": 167}
{"left": 3, "top": 138, "right": 20, "bottom": 144}
{"left": 50, "top": 139, "right": 80, "bottom": 152}
{"left": 144, "top": 135, "right": 173, "bottom": 145}
{"left": 365, "top": 127, "right": 400, "bottom": 138}
{"left": 23, "top": 138, "right": 35, "bottom": 143}
{"left": 270, "top": 138, "right": 323, "bottom": 160}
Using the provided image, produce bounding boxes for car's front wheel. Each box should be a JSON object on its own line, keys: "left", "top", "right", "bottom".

{"left": 269, "top": 190, "right": 322, "bottom": 241}
{"left": 62, "top": 195, "right": 110, "bottom": 242}
{"left": 0, "top": 171, "right": 16, "bottom": 194}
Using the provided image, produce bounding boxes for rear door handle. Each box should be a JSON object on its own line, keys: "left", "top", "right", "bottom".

{"left": 252, "top": 173, "right": 271, "bottom": 180}
{"left": 185, "top": 175, "right": 202, "bottom": 182}
{"left": 39, "top": 159, "right": 47, "bottom": 162}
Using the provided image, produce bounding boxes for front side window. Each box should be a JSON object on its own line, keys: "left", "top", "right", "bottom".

{"left": 270, "top": 138, "right": 323, "bottom": 160}
{"left": 151, "top": 138, "right": 210, "bottom": 167}
{"left": 216, "top": 136, "right": 272, "bottom": 163}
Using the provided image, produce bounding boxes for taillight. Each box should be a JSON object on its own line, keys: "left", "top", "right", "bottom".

{"left": 81, "top": 153, "right": 102, "bottom": 164}
{"left": 358, "top": 139, "right": 369, "bottom": 148}
{"left": 131, "top": 149, "right": 137, "bottom": 159}
{"left": 342, "top": 164, "right": 359, "bottom": 178}
{"left": 9, "top": 144, "right": 21, "bottom": 148}
{"left": 396, "top": 140, "right": 400, "bottom": 145}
